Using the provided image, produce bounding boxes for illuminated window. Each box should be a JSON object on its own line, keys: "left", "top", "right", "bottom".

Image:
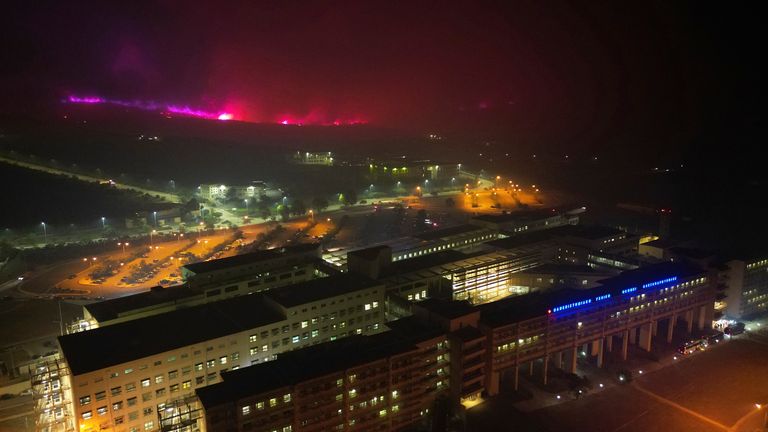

{"left": 269, "top": 398, "right": 277, "bottom": 407}
{"left": 242, "top": 406, "right": 251, "bottom": 415}
{"left": 82, "top": 411, "right": 92, "bottom": 420}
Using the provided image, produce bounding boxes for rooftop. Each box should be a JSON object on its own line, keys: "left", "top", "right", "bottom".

{"left": 415, "top": 298, "right": 476, "bottom": 320}
{"left": 520, "top": 263, "right": 597, "bottom": 275}
{"left": 347, "top": 245, "right": 391, "bottom": 261}
{"left": 183, "top": 243, "right": 319, "bottom": 274}
{"left": 382, "top": 250, "right": 469, "bottom": 276}
{"left": 560, "top": 225, "right": 627, "bottom": 240}
{"left": 84, "top": 285, "right": 200, "bottom": 323}
{"left": 412, "top": 224, "right": 489, "bottom": 241}
{"left": 60, "top": 294, "right": 285, "bottom": 375}
{"left": 481, "top": 261, "right": 705, "bottom": 328}
{"left": 265, "top": 274, "right": 381, "bottom": 307}
{"left": 196, "top": 316, "right": 444, "bottom": 408}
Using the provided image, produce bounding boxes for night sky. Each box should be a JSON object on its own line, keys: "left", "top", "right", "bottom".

{"left": 1, "top": 1, "right": 762, "bottom": 152}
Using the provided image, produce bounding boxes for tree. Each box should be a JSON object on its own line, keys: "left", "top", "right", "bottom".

{"left": 291, "top": 200, "right": 307, "bottom": 216}
{"left": 277, "top": 204, "right": 290, "bottom": 221}
{"left": 342, "top": 190, "right": 358, "bottom": 206}
{"left": 312, "top": 197, "right": 329, "bottom": 212}
{"left": 257, "top": 200, "right": 271, "bottom": 219}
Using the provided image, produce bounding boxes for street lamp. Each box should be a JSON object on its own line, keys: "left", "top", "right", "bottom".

{"left": 244, "top": 199, "right": 249, "bottom": 212}
{"left": 153, "top": 211, "right": 158, "bottom": 226}
{"left": 101, "top": 216, "right": 106, "bottom": 229}
{"left": 117, "top": 242, "right": 129, "bottom": 254}
{"left": 41, "top": 222, "right": 47, "bottom": 244}
{"left": 150, "top": 229, "right": 157, "bottom": 246}
{"left": 198, "top": 222, "right": 204, "bottom": 239}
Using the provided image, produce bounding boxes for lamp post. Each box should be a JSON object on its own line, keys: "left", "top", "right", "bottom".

{"left": 41, "top": 222, "right": 47, "bottom": 244}
{"left": 198, "top": 222, "right": 204, "bottom": 240}
{"left": 153, "top": 211, "right": 158, "bottom": 226}
{"left": 150, "top": 229, "right": 156, "bottom": 246}
{"left": 101, "top": 216, "right": 106, "bottom": 229}
{"left": 117, "top": 242, "right": 129, "bottom": 254}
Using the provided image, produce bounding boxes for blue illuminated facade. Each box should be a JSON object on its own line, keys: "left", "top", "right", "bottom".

{"left": 549, "top": 275, "right": 679, "bottom": 314}
{"left": 641, "top": 276, "right": 677, "bottom": 289}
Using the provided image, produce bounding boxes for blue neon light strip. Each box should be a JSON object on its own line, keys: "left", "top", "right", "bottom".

{"left": 552, "top": 299, "right": 592, "bottom": 313}
{"left": 550, "top": 275, "right": 677, "bottom": 314}
{"left": 641, "top": 276, "right": 677, "bottom": 289}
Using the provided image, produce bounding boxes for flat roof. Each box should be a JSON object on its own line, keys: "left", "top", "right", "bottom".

{"left": 415, "top": 298, "right": 475, "bottom": 319}
{"left": 485, "top": 228, "right": 564, "bottom": 250}
{"left": 265, "top": 274, "right": 380, "bottom": 307}
{"left": 183, "top": 243, "right": 319, "bottom": 275}
{"left": 560, "top": 225, "right": 627, "bottom": 240}
{"left": 196, "top": 317, "right": 443, "bottom": 408}
{"left": 84, "top": 285, "right": 200, "bottom": 322}
{"left": 520, "top": 263, "right": 597, "bottom": 275}
{"left": 412, "top": 224, "right": 489, "bottom": 241}
{"left": 347, "top": 245, "right": 391, "bottom": 260}
{"left": 60, "top": 294, "right": 285, "bottom": 375}
{"left": 471, "top": 208, "right": 569, "bottom": 224}
{"left": 481, "top": 261, "right": 705, "bottom": 328}
{"left": 383, "top": 250, "right": 469, "bottom": 276}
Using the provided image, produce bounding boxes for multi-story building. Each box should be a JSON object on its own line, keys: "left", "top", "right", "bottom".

{"left": 199, "top": 182, "right": 266, "bottom": 201}
{"left": 469, "top": 206, "right": 584, "bottom": 235}
{"left": 480, "top": 261, "right": 714, "bottom": 394}
{"left": 289, "top": 151, "right": 334, "bottom": 166}
{"left": 80, "top": 244, "right": 325, "bottom": 328}
{"left": 181, "top": 243, "right": 322, "bottom": 293}
{"left": 58, "top": 274, "right": 386, "bottom": 432}
{"left": 322, "top": 224, "right": 498, "bottom": 269}
{"left": 185, "top": 262, "right": 715, "bottom": 432}
{"left": 723, "top": 255, "right": 768, "bottom": 319}
{"left": 196, "top": 317, "right": 451, "bottom": 432}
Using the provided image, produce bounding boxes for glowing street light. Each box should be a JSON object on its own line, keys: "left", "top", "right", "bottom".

{"left": 153, "top": 211, "right": 158, "bottom": 226}
{"left": 41, "top": 222, "right": 47, "bottom": 244}
{"left": 117, "top": 242, "right": 129, "bottom": 254}
{"left": 150, "top": 229, "right": 157, "bottom": 246}
{"left": 101, "top": 216, "right": 106, "bottom": 229}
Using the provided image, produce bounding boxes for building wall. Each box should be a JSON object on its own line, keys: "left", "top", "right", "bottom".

{"left": 485, "top": 274, "right": 713, "bottom": 390}
{"left": 67, "top": 286, "right": 386, "bottom": 432}
{"left": 201, "top": 335, "right": 450, "bottom": 432}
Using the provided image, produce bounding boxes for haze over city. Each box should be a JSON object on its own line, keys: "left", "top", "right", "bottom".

{"left": 1, "top": 2, "right": 766, "bottom": 432}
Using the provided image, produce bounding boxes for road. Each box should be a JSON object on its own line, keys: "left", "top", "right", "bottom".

{"left": 467, "top": 334, "right": 768, "bottom": 432}
{"left": 0, "top": 155, "right": 182, "bottom": 203}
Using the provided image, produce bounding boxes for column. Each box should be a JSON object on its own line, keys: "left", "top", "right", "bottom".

{"left": 488, "top": 370, "right": 500, "bottom": 396}
{"left": 529, "top": 360, "right": 534, "bottom": 376}
{"left": 555, "top": 351, "right": 563, "bottom": 369}
{"left": 596, "top": 338, "right": 605, "bottom": 368}
{"left": 697, "top": 305, "right": 712, "bottom": 331}
{"left": 542, "top": 355, "right": 549, "bottom": 385}
{"left": 629, "top": 327, "right": 637, "bottom": 344}
{"left": 621, "top": 329, "right": 629, "bottom": 361}
{"left": 667, "top": 314, "right": 676, "bottom": 343}
{"left": 652, "top": 320, "right": 658, "bottom": 336}
{"left": 591, "top": 339, "right": 601, "bottom": 357}
{"left": 565, "top": 346, "right": 577, "bottom": 373}
{"left": 606, "top": 334, "right": 614, "bottom": 352}
{"left": 513, "top": 365, "right": 519, "bottom": 392}
{"left": 686, "top": 309, "right": 694, "bottom": 333}
{"left": 639, "top": 323, "right": 652, "bottom": 352}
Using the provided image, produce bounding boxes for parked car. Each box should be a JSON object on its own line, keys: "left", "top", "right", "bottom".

{"left": 706, "top": 331, "right": 725, "bottom": 344}
{"left": 724, "top": 322, "right": 746, "bottom": 336}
